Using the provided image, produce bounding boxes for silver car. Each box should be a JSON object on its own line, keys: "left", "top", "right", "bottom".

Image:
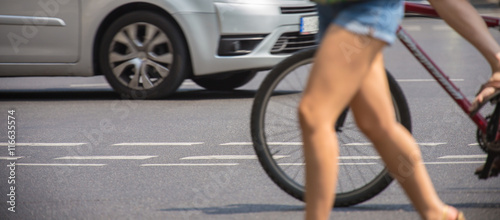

{"left": 0, "top": 0, "right": 318, "bottom": 98}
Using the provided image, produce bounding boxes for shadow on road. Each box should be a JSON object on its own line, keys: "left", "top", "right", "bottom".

{"left": 336, "top": 202, "right": 500, "bottom": 212}
{"left": 158, "top": 202, "right": 500, "bottom": 216}
{"left": 158, "top": 204, "right": 303, "bottom": 215}
{"left": 0, "top": 89, "right": 257, "bottom": 101}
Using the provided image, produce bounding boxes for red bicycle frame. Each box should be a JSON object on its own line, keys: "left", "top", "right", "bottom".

{"left": 400, "top": 2, "right": 500, "bottom": 133}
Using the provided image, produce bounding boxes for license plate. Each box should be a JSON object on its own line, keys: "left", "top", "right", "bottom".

{"left": 300, "top": 15, "right": 319, "bottom": 35}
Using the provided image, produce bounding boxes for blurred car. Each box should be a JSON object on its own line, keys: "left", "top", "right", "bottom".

{"left": 0, "top": 0, "right": 318, "bottom": 98}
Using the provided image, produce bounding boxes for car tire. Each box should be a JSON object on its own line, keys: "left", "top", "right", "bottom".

{"left": 192, "top": 70, "right": 257, "bottom": 91}
{"left": 99, "top": 11, "right": 189, "bottom": 99}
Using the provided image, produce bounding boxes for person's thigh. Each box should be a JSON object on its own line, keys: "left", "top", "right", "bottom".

{"left": 301, "top": 25, "right": 386, "bottom": 126}
{"left": 349, "top": 53, "right": 397, "bottom": 136}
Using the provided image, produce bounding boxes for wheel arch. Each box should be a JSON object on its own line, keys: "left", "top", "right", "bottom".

{"left": 92, "top": 2, "right": 192, "bottom": 76}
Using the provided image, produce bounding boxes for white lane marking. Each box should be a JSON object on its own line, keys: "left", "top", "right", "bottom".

{"left": 182, "top": 155, "right": 256, "bottom": 160}
{"left": 180, "top": 155, "right": 380, "bottom": 160}
{"left": 468, "top": 143, "right": 479, "bottom": 146}
{"left": 0, "top": 143, "right": 86, "bottom": 147}
{"left": 223, "top": 142, "right": 447, "bottom": 146}
{"left": 279, "top": 161, "right": 484, "bottom": 166}
{"left": 344, "top": 142, "right": 447, "bottom": 146}
{"left": 70, "top": 83, "right": 109, "bottom": 88}
{"left": 424, "top": 161, "right": 484, "bottom": 165}
{"left": 344, "top": 143, "right": 372, "bottom": 146}
{"left": 432, "top": 25, "right": 453, "bottom": 31}
{"left": 54, "top": 156, "right": 157, "bottom": 160}
{"left": 418, "top": 143, "right": 447, "bottom": 146}
{"left": 220, "top": 142, "right": 252, "bottom": 146}
{"left": 278, "top": 163, "right": 304, "bottom": 166}
{"left": 180, "top": 155, "right": 288, "bottom": 160}
{"left": 0, "top": 157, "right": 23, "bottom": 160}
{"left": 278, "top": 162, "right": 377, "bottom": 166}
{"left": 140, "top": 163, "right": 239, "bottom": 167}
{"left": 17, "top": 163, "right": 106, "bottom": 167}
{"left": 397, "top": 79, "right": 463, "bottom": 82}
{"left": 268, "top": 142, "right": 302, "bottom": 145}
{"left": 220, "top": 142, "right": 302, "bottom": 146}
{"left": 402, "top": 25, "right": 422, "bottom": 31}
{"left": 339, "top": 156, "right": 380, "bottom": 160}
{"left": 438, "top": 155, "right": 487, "bottom": 159}
{"left": 113, "top": 142, "right": 203, "bottom": 146}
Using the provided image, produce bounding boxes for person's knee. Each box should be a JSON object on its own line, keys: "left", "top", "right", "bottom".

{"left": 298, "top": 98, "right": 316, "bottom": 130}
{"left": 298, "top": 97, "right": 333, "bottom": 131}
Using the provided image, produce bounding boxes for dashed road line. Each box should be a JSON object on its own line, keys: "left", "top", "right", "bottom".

{"left": 0, "top": 157, "right": 23, "bottom": 160}
{"left": 113, "top": 142, "right": 203, "bottom": 146}
{"left": 279, "top": 162, "right": 377, "bottom": 166}
{"left": 343, "top": 143, "right": 372, "bottom": 146}
{"left": 424, "top": 161, "right": 484, "bottom": 165}
{"left": 180, "top": 155, "right": 288, "bottom": 160}
{"left": 418, "top": 143, "right": 447, "bottom": 146}
{"left": 140, "top": 163, "right": 239, "bottom": 167}
{"left": 0, "top": 143, "right": 86, "bottom": 147}
{"left": 54, "top": 156, "right": 157, "bottom": 160}
{"left": 438, "top": 155, "right": 487, "bottom": 159}
{"left": 343, "top": 142, "right": 447, "bottom": 146}
{"left": 221, "top": 142, "right": 304, "bottom": 146}
{"left": 17, "top": 163, "right": 106, "bottom": 167}
{"left": 220, "top": 142, "right": 252, "bottom": 146}
{"left": 180, "top": 155, "right": 380, "bottom": 160}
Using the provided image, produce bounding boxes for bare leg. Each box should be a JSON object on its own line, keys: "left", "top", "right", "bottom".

{"left": 428, "top": 0, "right": 500, "bottom": 109}
{"left": 299, "top": 25, "right": 386, "bottom": 220}
{"left": 350, "top": 53, "right": 460, "bottom": 220}
{"left": 429, "top": 0, "right": 500, "bottom": 183}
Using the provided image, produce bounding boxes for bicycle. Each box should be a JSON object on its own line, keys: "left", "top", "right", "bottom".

{"left": 250, "top": 2, "right": 500, "bottom": 207}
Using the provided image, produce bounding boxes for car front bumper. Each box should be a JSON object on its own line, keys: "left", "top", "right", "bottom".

{"left": 180, "top": 1, "right": 317, "bottom": 76}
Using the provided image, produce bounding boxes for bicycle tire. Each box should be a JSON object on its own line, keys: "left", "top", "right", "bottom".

{"left": 251, "top": 48, "right": 412, "bottom": 207}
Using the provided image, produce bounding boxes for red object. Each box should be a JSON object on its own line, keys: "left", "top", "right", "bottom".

{"left": 404, "top": 2, "right": 500, "bottom": 28}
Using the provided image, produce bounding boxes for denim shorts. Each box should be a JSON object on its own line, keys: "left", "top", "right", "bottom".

{"left": 317, "top": 0, "right": 404, "bottom": 44}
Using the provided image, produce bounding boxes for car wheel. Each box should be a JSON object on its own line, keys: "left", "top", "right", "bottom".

{"left": 99, "top": 11, "right": 188, "bottom": 99}
{"left": 192, "top": 70, "right": 257, "bottom": 91}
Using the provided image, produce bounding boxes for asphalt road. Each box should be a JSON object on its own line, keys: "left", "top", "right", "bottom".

{"left": 1, "top": 17, "right": 500, "bottom": 219}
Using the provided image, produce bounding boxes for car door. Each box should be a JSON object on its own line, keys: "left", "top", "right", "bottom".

{"left": 0, "top": 0, "right": 80, "bottom": 63}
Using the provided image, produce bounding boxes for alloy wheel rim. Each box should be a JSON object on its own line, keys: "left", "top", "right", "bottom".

{"left": 108, "top": 22, "right": 173, "bottom": 90}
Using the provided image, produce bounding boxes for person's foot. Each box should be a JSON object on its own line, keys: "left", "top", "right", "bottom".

{"left": 470, "top": 80, "right": 500, "bottom": 116}
{"left": 442, "top": 205, "right": 465, "bottom": 220}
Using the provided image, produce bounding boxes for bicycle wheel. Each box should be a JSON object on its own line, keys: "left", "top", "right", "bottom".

{"left": 251, "top": 48, "right": 412, "bottom": 207}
